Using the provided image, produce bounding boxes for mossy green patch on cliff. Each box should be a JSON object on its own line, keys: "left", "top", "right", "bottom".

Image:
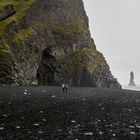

{"left": 0, "top": 49, "right": 10, "bottom": 55}
{"left": 61, "top": 48, "right": 107, "bottom": 76}
{"left": 53, "top": 14, "right": 88, "bottom": 37}
{"left": 60, "top": 48, "right": 92, "bottom": 78}
{"left": 32, "top": 22, "right": 87, "bottom": 38}
{"left": 45, "top": 13, "right": 88, "bottom": 38}
{"left": 54, "top": 24, "right": 85, "bottom": 37}
{"left": 0, "top": 40, "right": 11, "bottom": 55}
{"left": 64, "top": 48, "right": 92, "bottom": 65}
{"left": 15, "top": 27, "right": 36, "bottom": 44}
{"left": 0, "top": 0, "right": 36, "bottom": 37}
{"left": 87, "top": 50, "right": 107, "bottom": 71}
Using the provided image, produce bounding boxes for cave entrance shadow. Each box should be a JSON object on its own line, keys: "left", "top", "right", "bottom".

{"left": 36, "top": 47, "right": 58, "bottom": 86}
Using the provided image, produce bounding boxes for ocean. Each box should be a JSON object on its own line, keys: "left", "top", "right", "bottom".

{"left": 123, "top": 85, "right": 140, "bottom": 91}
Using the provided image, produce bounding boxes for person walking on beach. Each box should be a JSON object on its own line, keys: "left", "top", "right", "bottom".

{"left": 61, "top": 83, "right": 69, "bottom": 92}
{"left": 62, "top": 84, "right": 65, "bottom": 92}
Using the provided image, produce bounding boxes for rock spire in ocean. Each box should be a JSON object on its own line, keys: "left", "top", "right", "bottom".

{"left": 129, "top": 71, "right": 136, "bottom": 87}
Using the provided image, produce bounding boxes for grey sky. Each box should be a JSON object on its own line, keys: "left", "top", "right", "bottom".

{"left": 83, "top": 0, "right": 140, "bottom": 85}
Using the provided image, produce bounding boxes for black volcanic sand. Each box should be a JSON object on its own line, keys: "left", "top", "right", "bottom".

{"left": 0, "top": 86, "right": 140, "bottom": 140}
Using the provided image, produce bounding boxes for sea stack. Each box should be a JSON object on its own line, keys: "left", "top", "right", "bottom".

{"left": 129, "top": 71, "right": 136, "bottom": 86}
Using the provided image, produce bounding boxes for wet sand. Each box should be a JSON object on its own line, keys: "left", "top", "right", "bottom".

{"left": 0, "top": 86, "right": 140, "bottom": 140}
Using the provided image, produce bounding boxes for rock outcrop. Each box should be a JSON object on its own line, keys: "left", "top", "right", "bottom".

{"left": 0, "top": 5, "right": 15, "bottom": 22}
{"left": 129, "top": 71, "right": 136, "bottom": 86}
{"left": 0, "top": 0, "right": 121, "bottom": 88}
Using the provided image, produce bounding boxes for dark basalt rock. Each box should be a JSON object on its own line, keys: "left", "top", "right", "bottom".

{"left": 0, "top": 0, "right": 121, "bottom": 89}
{"left": 129, "top": 71, "right": 136, "bottom": 86}
{"left": 0, "top": 4, "right": 15, "bottom": 22}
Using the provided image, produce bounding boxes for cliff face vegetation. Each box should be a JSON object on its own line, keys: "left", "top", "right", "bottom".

{"left": 0, "top": 0, "right": 121, "bottom": 88}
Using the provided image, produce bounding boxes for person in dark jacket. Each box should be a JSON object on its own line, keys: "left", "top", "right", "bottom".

{"left": 61, "top": 83, "right": 69, "bottom": 92}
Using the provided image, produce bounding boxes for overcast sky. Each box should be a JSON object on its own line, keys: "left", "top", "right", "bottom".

{"left": 83, "top": 0, "right": 140, "bottom": 85}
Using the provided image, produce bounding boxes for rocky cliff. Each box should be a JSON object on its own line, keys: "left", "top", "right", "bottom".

{"left": 0, "top": 0, "right": 121, "bottom": 88}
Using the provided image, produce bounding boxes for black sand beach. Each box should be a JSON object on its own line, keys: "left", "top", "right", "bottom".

{"left": 0, "top": 86, "right": 140, "bottom": 140}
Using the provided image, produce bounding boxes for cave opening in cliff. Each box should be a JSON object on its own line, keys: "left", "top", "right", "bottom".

{"left": 36, "top": 48, "right": 57, "bottom": 85}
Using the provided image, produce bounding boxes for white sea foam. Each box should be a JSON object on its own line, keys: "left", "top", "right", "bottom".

{"left": 123, "top": 85, "right": 140, "bottom": 91}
